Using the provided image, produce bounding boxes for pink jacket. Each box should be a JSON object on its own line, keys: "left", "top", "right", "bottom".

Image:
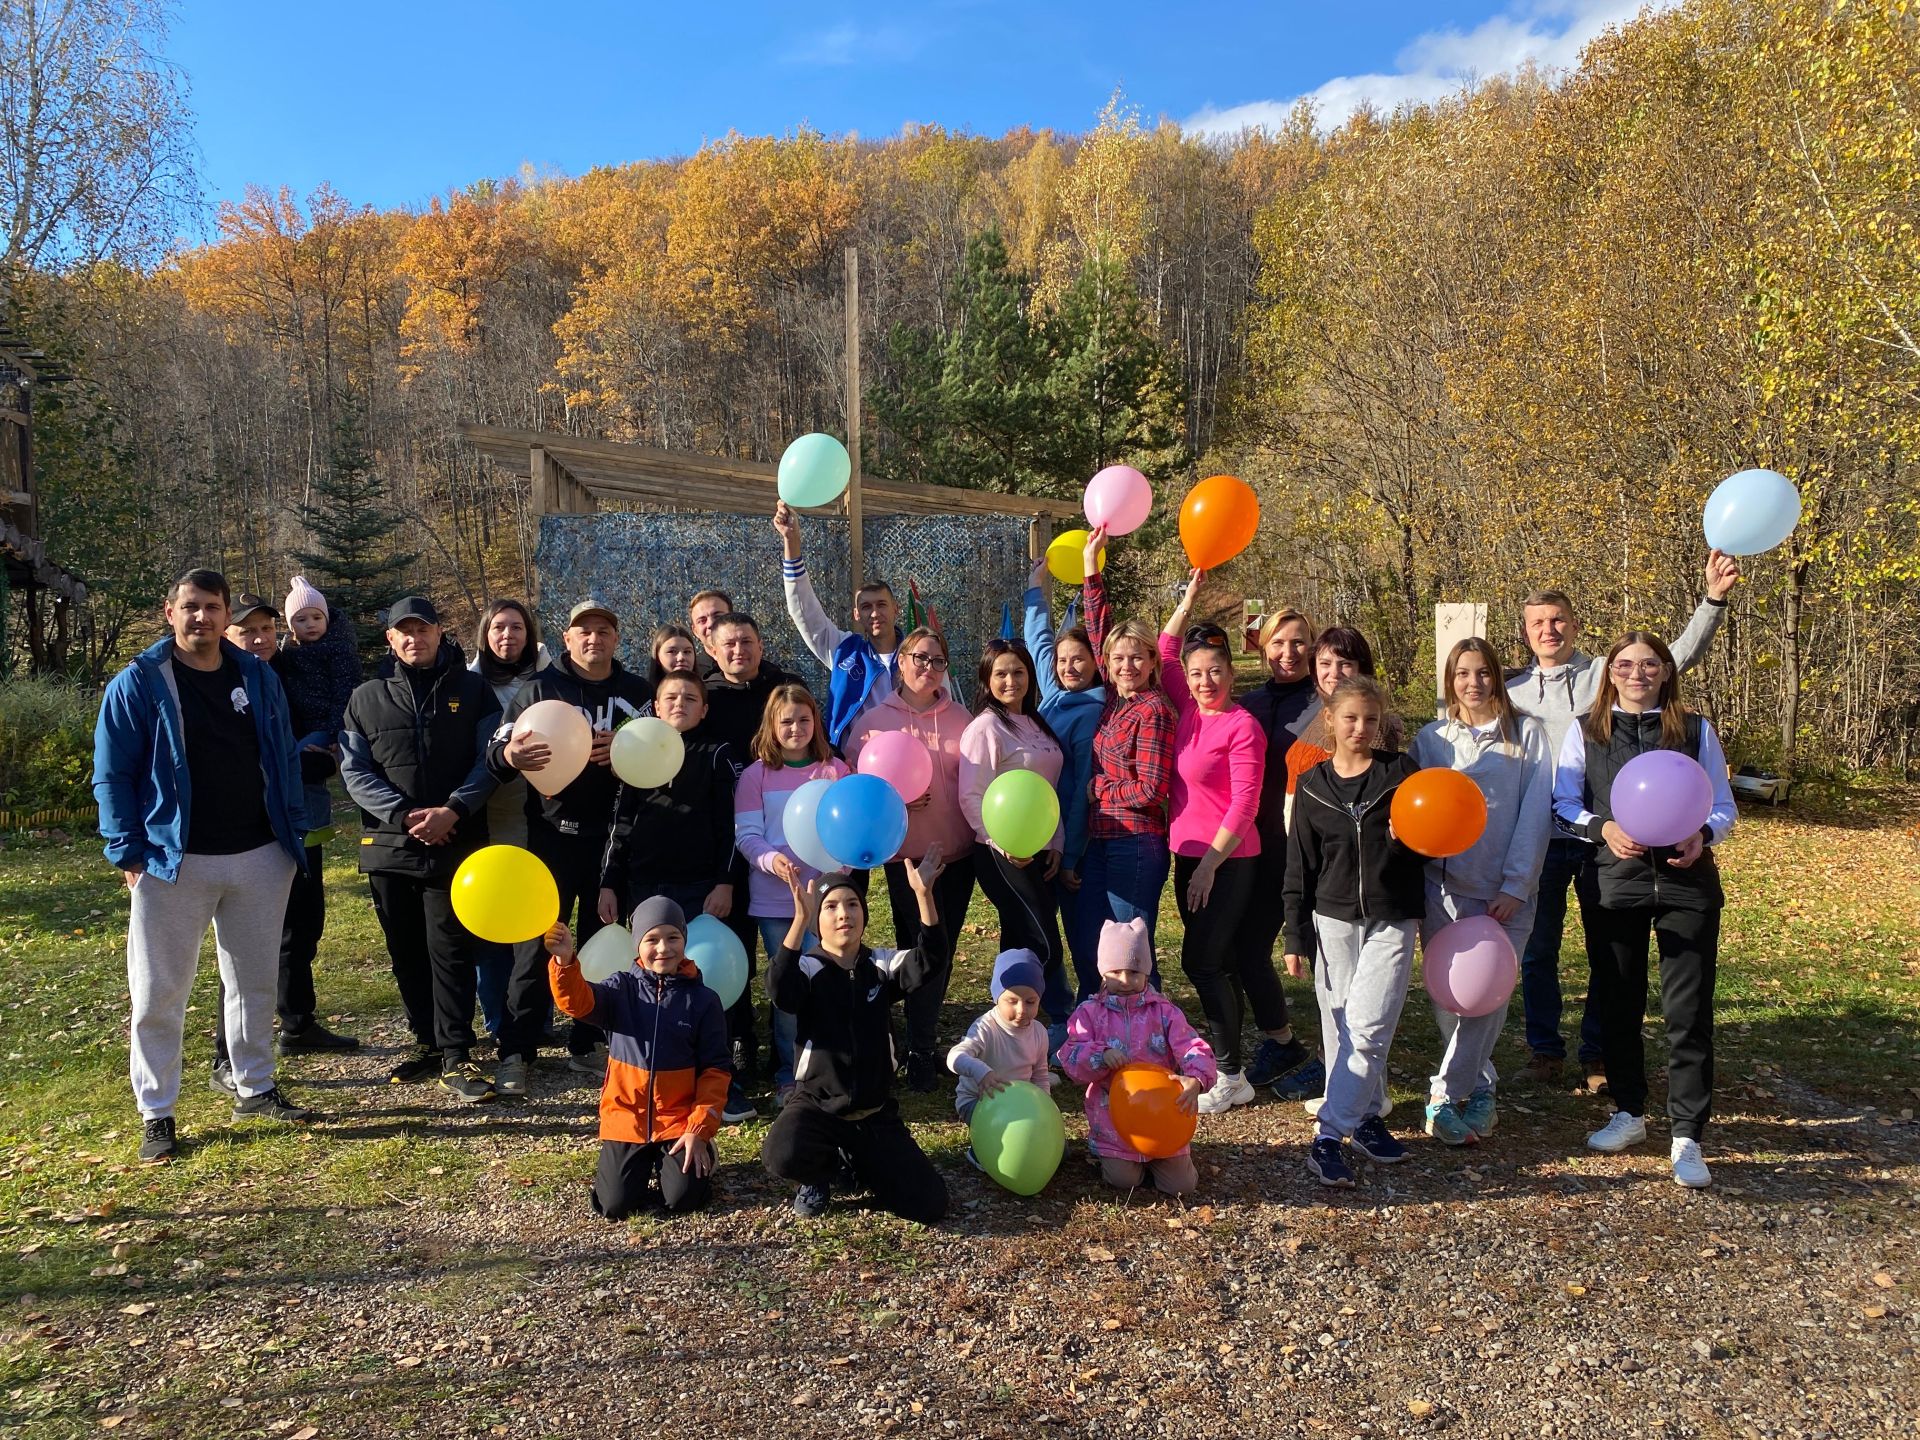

{"left": 958, "top": 710, "right": 1066, "bottom": 853}
{"left": 1057, "top": 989, "right": 1218, "bottom": 1162}
{"left": 733, "top": 756, "right": 850, "bottom": 917}
{"left": 843, "top": 690, "right": 975, "bottom": 863}
{"left": 1157, "top": 632, "right": 1265, "bottom": 859}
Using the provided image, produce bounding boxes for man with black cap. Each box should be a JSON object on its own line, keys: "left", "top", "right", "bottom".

{"left": 488, "top": 598, "right": 653, "bottom": 1094}
{"left": 340, "top": 596, "right": 502, "bottom": 1102}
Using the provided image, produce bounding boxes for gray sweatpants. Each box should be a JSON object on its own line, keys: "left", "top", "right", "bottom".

{"left": 1422, "top": 881, "right": 1534, "bottom": 1103}
{"left": 127, "top": 843, "right": 295, "bottom": 1117}
{"left": 1312, "top": 912, "right": 1418, "bottom": 1142}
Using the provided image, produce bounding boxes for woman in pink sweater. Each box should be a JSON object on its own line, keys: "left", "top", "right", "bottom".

{"left": 842, "top": 627, "right": 979, "bottom": 1092}
{"left": 1159, "top": 567, "right": 1270, "bottom": 1115}
{"left": 958, "top": 638, "right": 1075, "bottom": 1056}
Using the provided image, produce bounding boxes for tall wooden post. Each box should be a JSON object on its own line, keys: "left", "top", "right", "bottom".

{"left": 844, "top": 246, "right": 864, "bottom": 596}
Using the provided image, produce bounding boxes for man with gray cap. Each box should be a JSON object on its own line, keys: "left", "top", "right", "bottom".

{"left": 488, "top": 598, "right": 652, "bottom": 1094}
{"left": 340, "top": 596, "right": 502, "bottom": 1102}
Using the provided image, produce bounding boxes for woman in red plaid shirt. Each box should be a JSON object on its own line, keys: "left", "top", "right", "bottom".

{"left": 1072, "top": 524, "right": 1177, "bottom": 1000}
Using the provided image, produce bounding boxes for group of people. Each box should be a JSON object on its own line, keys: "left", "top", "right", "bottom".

{"left": 94, "top": 509, "right": 1744, "bottom": 1217}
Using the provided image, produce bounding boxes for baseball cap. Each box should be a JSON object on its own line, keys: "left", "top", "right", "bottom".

{"left": 567, "top": 599, "right": 620, "bottom": 630}
{"left": 229, "top": 593, "right": 280, "bottom": 625}
{"left": 387, "top": 596, "right": 441, "bottom": 626}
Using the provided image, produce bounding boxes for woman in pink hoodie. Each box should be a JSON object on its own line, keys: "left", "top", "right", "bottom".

{"left": 1057, "top": 918, "right": 1216, "bottom": 1197}
{"left": 843, "top": 626, "right": 978, "bottom": 1092}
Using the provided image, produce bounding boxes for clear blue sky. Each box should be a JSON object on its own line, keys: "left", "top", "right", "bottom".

{"left": 167, "top": 1, "right": 1632, "bottom": 214}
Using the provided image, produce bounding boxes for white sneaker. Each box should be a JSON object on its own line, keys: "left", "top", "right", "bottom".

{"left": 495, "top": 1056, "right": 529, "bottom": 1098}
{"left": 1197, "top": 1070, "right": 1256, "bottom": 1114}
{"left": 1670, "top": 1137, "right": 1712, "bottom": 1188}
{"left": 1586, "top": 1110, "right": 1648, "bottom": 1153}
{"left": 566, "top": 1044, "right": 609, "bottom": 1078}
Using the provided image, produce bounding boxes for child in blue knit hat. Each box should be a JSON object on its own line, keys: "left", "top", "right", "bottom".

{"left": 946, "top": 949, "right": 1058, "bottom": 1131}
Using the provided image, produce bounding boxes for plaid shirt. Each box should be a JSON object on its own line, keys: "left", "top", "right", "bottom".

{"left": 1083, "top": 570, "right": 1174, "bottom": 839}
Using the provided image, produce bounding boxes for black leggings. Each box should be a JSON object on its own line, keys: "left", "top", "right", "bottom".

{"left": 971, "top": 848, "right": 1074, "bottom": 1026}
{"left": 1586, "top": 900, "right": 1719, "bottom": 1139}
{"left": 592, "top": 1138, "right": 713, "bottom": 1218}
{"left": 1172, "top": 853, "right": 1261, "bottom": 1073}
{"left": 881, "top": 851, "right": 978, "bottom": 1057}
{"left": 504, "top": 827, "right": 611, "bottom": 1062}
{"left": 1227, "top": 844, "right": 1295, "bottom": 1032}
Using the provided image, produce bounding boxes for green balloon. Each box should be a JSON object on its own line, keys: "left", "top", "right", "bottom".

{"left": 981, "top": 769, "right": 1061, "bottom": 860}
{"left": 968, "top": 1080, "right": 1065, "bottom": 1196}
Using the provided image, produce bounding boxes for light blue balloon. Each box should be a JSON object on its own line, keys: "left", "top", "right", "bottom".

{"left": 778, "top": 432, "right": 852, "bottom": 508}
{"left": 1703, "top": 469, "right": 1801, "bottom": 555}
{"left": 685, "top": 914, "right": 748, "bottom": 1009}
{"left": 814, "top": 773, "right": 909, "bottom": 870}
{"left": 782, "top": 777, "right": 840, "bottom": 875}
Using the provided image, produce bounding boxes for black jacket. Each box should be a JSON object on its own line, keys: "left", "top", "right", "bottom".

{"left": 485, "top": 654, "right": 653, "bottom": 841}
{"left": 339, "top": 649, "right": 501, "bottom": 878}
{"left": 598, "top": 737, "right": 743, "bottom": 898}
{"left": 769, "top": 928, "right": 943, "bottom": 1115}
{"left": 1283, "top": 750, "right": 1424, "bottom": 955}
{"left": 701, "top": 660, "right": 802, "bottom": 757}
{"left": 1240, "top": 674, "right": 1320, "bottom": 851}
{"left": 1575, "top": 710, "right": 1724, "bottom": 911}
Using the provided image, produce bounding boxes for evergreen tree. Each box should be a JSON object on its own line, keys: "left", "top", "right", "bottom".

{"left": 292, "top": 410, "right": 419, "bottom": 641}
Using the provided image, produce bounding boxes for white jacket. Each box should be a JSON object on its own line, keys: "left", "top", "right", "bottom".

{"left": 1410, "top": 713, "right": 1555, "bottom": 904}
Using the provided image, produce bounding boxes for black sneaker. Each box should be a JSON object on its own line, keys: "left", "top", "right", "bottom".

{"left": 835, "top": 1149, "right": 859, "bottom": 1192}
{"left": 1307, "top": 1136, "right": 1353, "bottom": 1188}
{"left": 440, "top": 1062, "right": 495, "bottom": 1104}
{"left": 278, "top": 1021, "right": 360, "bottom": 1054}
{"left": 905, "top": 1051, "right": 941, "bottom": 1093}
{"left": 208, "top": 1062, "right": 237, "bottom": 1097}
{"left": 1244, "top": 1036, "right": 1309, "bottom": 1089}
{"left": 793, "top": 1183, "right": 831, "bottom": 1218}
{"left": 232, "top": 1086, "right": 316, "bottom": 1123}
{"left": 1351, "top": 1115, "right": 1408, "bottom": 1164}
{"left": 722, "top": 1082, "right": 757, "bottom": 1124}
{"left": 139, "top": 1116, "right": 178, "bottom": 1165}
{"left": 1271, "top": 1056, "right": 1327, "bottom": 1103}
{"left": 388, "top": 1047, "right": 440, "bottom": 1084}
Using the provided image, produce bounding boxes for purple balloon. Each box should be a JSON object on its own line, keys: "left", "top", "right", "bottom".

{"left": 1423, "top": 915, "right": 1517, "bottom": 1019}
{"left": 1611, "top": 750, "right": 1714, "bottom": 848}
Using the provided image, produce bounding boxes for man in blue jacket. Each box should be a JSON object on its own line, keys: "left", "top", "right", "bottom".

{"left": 94, "top": 569, "right": 316, "bottom": 1166}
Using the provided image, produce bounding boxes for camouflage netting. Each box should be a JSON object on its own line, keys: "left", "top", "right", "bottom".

{"left": 534, "top": 512, "right": 1042, "bottom": 703}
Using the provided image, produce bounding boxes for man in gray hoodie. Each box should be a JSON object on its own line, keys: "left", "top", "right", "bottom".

{"left": 1505, "top": 550, "right": 1741, "bottom": 1085}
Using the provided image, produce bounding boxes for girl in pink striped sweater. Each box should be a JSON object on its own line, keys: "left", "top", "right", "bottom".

{"left": 734, "top": 684, "right": 848, "bottom": 1104}
{"left": 1159, "top": 568, "right": 1270, "bottom": 1115}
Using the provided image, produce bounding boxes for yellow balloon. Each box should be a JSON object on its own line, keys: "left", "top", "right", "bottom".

{"left": 1046, "top": 528, "right": 1106, "bottom": 585}
{"left": 451, "top": 845, "right": 561, "bottom": 944}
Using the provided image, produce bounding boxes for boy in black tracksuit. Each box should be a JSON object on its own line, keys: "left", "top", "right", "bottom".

{"left": 761, "top": 854, "right": 950, "bottom": 1224}
{"left": 485, "top": 602, "right": 652, "bottom": 1080}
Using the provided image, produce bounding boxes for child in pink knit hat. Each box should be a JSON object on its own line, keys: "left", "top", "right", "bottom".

{"left": 1055, "top": 918, "right": 1217, "bottom": 1196}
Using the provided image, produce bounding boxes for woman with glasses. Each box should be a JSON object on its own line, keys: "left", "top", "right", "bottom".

{"left": 1552, "top": 632, "right": 1736, "bottom": 1189}
{"left": 843, "top": 627, "right": 979, "bottom": 1091}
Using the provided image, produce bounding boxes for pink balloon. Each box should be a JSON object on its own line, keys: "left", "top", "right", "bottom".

{"left": 1083, "top": 465, "right": 1153, "bottom": 536}
{"left": 1423, "top": 914, "right": 1518, "bottom": 1019}
{"left": 856, "top": 728, "right": 934, "bottom": 804}
{"left": 1611, "top": 750, "right": 1714, "bottom": 848}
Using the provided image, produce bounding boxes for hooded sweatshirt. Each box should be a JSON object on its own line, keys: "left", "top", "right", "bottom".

{"left": 1056, "top": 988, "right": 1218, "bottom": 1162}
{"left": 769, "top": 926, "right": 944, "bottom": 1116}
{"left": 1411, "top": 714, "right": 1555, "bottom": 904}
{"left": 485, "top": 652, "right": 652, "bottom": 841}
{"left": 1025, "top": 585, "right": 1107, "bottom": 870}
{"left": 1282, "top": 750, "right": 1424, "bottom": 956}
{"left": 843, "top": 690, "right": 975, "bottom": 863}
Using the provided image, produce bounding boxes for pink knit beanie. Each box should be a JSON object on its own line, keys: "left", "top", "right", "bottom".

{"left": 284, "top": 575, "right": 327, "bottom": 619}
{"left": 1097, "top": 918, "right": 1151, "bottom": 977}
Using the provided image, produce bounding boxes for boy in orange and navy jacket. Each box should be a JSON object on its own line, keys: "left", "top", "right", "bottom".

{"left": 546, "top": 896, "right": 730, "bottom": 1217}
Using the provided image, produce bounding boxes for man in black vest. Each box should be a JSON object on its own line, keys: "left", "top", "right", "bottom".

{"left": 340, "top": 597, "right": 501, "bottom": 1102}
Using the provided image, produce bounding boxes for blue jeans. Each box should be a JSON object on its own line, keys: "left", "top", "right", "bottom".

{"left": 1519, "top": 837, "right": 1605, "bottom": 1062}
{"left": 1073, "top": 832, "right": 1170, "bottom": 999}
{"left": 756, "top": 917, "right": 811, "bottom": 1088}
{"left": 475, "top": 943, "right": 513, "bottom": 1038}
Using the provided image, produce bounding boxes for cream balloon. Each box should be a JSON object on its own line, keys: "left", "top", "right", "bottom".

{"left": 610, "top": 716, "right": 686, "bottom": 789}
{"left": 577, "top": 923, "right": 635, "bottom": 982}
{"left": 514, "top": 699, "right": 592, "bottom": 796}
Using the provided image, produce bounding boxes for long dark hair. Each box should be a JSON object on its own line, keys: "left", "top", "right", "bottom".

{"left": 648, "top": 622, "right": 698, "bottom": 686}
{"left": 974, "top": 638, "right": 1058, "bottom": 743}
{"left": 1585, "top": 632, "right": 1689, "bottom": 749}
{"left": 475, "top": 599, "right": 539, "bottom": 684}
{"left": 1442, "top": 637, "right": 1521, "bottom": 744}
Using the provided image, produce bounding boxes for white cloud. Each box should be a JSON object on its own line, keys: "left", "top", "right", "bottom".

{"left": 779, "top": 20, "right": 927, "bottom": 68}
{"left": 1183, "top": 0, "right": 1680, "bottom": 136}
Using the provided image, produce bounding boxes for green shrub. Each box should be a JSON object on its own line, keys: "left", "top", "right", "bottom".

{"left": 0, "top": 680, "right": 100, "bottom": 818}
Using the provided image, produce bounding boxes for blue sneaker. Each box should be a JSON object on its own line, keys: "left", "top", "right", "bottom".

{"left": 1462, "top": 1089, "right": 1497, "bottom": 1138}
{"left": 1270, "top": 1055, "right": 1326, "bottom": 1102}
{"left": 1244, "top": 1036, "right": 1309, "bottom": 1088}
{"left": 1307, "top": 1136, "right": 1354, "bottom": 1188}
{"left": 1046, "top": 1022, "right": 1068, "bottom": 1064}
{"left": 1424, "top": 1098, "right": 1475, "bottom": 1147}
{"left": 1351, "top": 1115, "right": 1408, "bottom": 1164}
{"left": 793, "top": 1184, "right": 831, "bottom": 1218}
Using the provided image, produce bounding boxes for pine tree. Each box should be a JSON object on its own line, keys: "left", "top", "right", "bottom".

{"left": 291, "top": 410, "right": 420, "bottom": 640}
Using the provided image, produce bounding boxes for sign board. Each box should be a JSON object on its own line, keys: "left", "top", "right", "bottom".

{"left": 1434, "top": 603, "right": 1489, "bottom": 708}
{"left": 1242, "top": 599, "right": 1265, "bottom": 655}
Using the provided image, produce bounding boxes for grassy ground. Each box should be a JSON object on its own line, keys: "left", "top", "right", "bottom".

{"left": 2, "top": 783, "right": 1917, "bottom": 1437}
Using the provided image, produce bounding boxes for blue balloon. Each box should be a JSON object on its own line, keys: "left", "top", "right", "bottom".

{"left": 814, "top": 773, "right": 909, "bottom": 870}
{"left": 1703, "top": 468, "right": 1801, "bottom": 555}
{"left": 778, "top": 433, "right": 852, "bottom": 509}
{"left": 685, "top": 914, "right": 748, "bottom": 1009}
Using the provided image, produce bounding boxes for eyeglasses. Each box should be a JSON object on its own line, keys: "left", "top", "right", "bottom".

{"left": 1610, "top": 660, "right": 1667, "bottom": 676}
{"left": 903, "top": 652, "right": 949, "bottom": 671}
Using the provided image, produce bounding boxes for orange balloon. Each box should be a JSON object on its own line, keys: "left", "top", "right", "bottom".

{"left": 1390, "top": 767, "right": 1488, "bottom": 859}
{"left": 1179, "top": 474, "right": 1261, "bottom": 570}
{"left": 1107, "top": 1063, "right": 1199, "bottom": 1160}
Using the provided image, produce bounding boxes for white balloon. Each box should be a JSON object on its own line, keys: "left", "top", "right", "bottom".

{"left": 577, "top": 923, "right": 634, "bottom": 982}
{"left": 610, "top": 716, "right": 685, "bottom": 789}
{"left": 515, "top": 699, "right": 592, "bottom": 796}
